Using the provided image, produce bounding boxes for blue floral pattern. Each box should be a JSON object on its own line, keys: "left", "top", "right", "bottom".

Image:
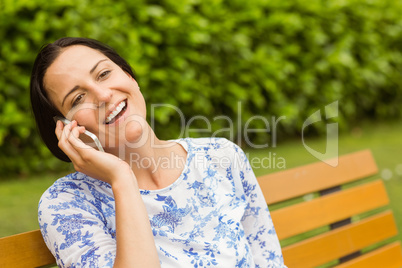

{"left": 38, "top": 138, "right": 286, "bottom": 267}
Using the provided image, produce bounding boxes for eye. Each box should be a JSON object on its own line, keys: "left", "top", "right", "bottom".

{"left": 98, "top": 70, "right": 111, "bottom": 80}
{"left": 72, "top": 94, "right": 85, "bottom": 107}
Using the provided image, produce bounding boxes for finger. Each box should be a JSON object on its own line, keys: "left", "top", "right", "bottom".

{"left": 57, "top": 121, "right": 82, "bottom": 161}
{"left": 55, "top": 120, "right": 64, "bottom": 140}
{"left": 59, "top": 120, "right": 73, "bottom": 145}
{"left": 69, "top": 123, "right": 85, "bottom": 138}
{"left": 68, "top": 124, "right": 95, "bottom": 153}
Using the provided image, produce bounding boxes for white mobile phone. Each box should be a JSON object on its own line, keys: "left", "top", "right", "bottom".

{"left": 53, "top": 116, "right": 104, "bottom": 152}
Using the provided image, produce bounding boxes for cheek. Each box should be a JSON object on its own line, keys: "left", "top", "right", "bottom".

{"left": 99, "top": 116, "right": 148, "bottom": 150}
{"left": 67, "top": 107, "right": 100, "bottom": 140}
{"left": 66, "top": 103, "right": 98, "bottom": 123}
{"left": 130, "top": 89, "right": 147, "bottom": 117}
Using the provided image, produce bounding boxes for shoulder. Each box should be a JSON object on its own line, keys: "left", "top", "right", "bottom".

{"left": 38, "top": 172, "right": 115, "bottom": 236}
{"left": 37, "top": 173, "right": 116, "bottom": 265}
{"left": 183, "top": 137, "right": 248, "bottom": 169}
{"left": 184, "top": 137, "right": 243, "bottom": 154}
{"left": 38, "top": 172, "right": 113, "bottom": 210}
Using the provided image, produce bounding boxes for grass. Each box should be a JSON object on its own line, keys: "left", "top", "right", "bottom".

{"left": 1, "top": 120, "right": 402, "bottom": 245}
{"left": 0, "top": 172, "right": 68, "bottom": 237}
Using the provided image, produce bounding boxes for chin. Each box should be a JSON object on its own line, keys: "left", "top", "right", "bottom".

{"left": 123, "top": 118, "right": 149, "bottom": 148}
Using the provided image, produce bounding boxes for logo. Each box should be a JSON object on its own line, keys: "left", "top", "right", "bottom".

{"left": 302, "top": 101, "right": 339, "bottom": 167}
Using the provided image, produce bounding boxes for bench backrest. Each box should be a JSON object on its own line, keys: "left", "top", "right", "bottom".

{"left": 258, "top": 149, "right": 402, "bottom": 267}
{"left": 0, "top": 229, "right": 55, "bottom": 268}
{"left": 1, "top": 150, "right": 401, "bottom": 267}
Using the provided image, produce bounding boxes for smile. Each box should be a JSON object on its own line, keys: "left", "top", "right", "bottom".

{"left": 105, "top": 100, "right": 127, "bottom": 124}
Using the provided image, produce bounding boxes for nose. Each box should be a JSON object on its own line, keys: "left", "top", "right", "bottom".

{"left": 93, "top": 86, "right": 113, "bottom": 106}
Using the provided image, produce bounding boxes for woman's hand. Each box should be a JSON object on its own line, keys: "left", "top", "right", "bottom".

{"left": 55, "top": 120, "right": 132, "bottom": 186}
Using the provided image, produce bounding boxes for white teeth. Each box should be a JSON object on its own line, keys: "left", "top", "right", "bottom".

{"left": 106, "top": 101, "right": 126, "bottom": 123}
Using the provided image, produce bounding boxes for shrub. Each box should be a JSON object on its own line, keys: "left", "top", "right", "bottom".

{"left": 0, "top": 0, "right": 401, "bottom": 177}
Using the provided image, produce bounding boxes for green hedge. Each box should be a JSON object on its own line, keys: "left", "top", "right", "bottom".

{"left": 1, "top": 0, "right": 402, "bottom": 177}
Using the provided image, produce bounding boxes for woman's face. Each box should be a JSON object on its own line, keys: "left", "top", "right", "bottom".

{"left": 43, "top": 45, "right": 147, "bottom": 152}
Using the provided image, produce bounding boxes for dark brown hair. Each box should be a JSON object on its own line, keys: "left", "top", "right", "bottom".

{"left": 30, "top": 37, "right": 135, "bottom": 162}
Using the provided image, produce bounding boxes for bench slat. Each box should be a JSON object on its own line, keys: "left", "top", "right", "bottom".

{"left": 335, "top": 242, "right": 402, "bottom": 268}
{"left": 0, "top": 230, "right": 55, "bottom": 268}
{"left": 258, "top": 150, "right": 378, "bottom": 204}
{"left": 282, "top": 211, "right": 398, "bottom": 268}
{"left": 271, "top": 180, "right": 389, "bottom": 240}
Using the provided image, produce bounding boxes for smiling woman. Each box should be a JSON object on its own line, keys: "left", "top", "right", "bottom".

{"left": 30, "top": 37, "right": 287, "bottom": 268}
{"left": 42, "top": 44, "right": 148, "bottom": 153}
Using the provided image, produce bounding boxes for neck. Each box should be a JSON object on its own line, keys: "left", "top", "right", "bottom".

{"left": 111, "top": 126, "right": 187, "bottom": 190}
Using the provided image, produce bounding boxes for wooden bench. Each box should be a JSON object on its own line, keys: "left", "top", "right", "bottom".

{"left": 1, "top": 149, "right": 401, "bottom": 267}
{"left": 0, "top": 229, "right": 55, "bottom": 268}
{"left": 258, "top": 149, "right": 402, "bottom": 267}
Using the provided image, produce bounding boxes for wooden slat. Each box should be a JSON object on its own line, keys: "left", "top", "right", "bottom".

{"left": 282, "top": 211, "right": 398, "bottom": 268}
{"left": 258, "top": 150, "right": 378, "bottom": 204}
{"left": 0, "top": 230, "right": 55, "bottom": 268}
{"left": 335, "top": 242, "right": 402, "bottom": 268}
{"left": 271, "top": 180, "right": 389, "bottom": 240}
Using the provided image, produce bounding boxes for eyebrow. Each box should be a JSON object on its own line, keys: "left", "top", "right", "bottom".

{"left": 90, "top": 59, "right": 108, "bottom": 74}
{"left": 61, "top": 59, "right": 108, "bottom": 107}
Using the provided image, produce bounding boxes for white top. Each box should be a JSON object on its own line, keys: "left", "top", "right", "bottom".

{"left": 38, "top": 138, "right": 286, "bottom": 267}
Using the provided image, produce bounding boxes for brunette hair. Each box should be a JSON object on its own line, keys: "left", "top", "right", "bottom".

{"left": 30, "top": 37, "right": 135, "bottom": 162}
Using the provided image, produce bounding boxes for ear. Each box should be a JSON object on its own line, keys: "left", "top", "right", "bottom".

{"left": 124, "top": 71, "right": 132, "bottom": 79}
{"left": 125, "top": 71, "right": 139, "bottom": 88}
{"left": 126, "top": 72, "right": 137, "bottom": 82}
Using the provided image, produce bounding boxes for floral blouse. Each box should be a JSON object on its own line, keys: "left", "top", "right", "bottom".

{"left": 38, "top": 138, "right": 286, "bottom": 267}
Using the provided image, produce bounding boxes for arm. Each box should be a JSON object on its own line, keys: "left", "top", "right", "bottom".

{"left": 233, "top": 144, "right": 286, "bottom": 267}
{"left": 54, "top": 120, "right": 160, "bottom": 267}
{"left": 112, "top": 172, "right": 159, "bottom": 267}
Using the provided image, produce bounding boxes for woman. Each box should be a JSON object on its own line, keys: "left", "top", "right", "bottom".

{"left": 31, "top": 37, "right": 286, "bottom": 267}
